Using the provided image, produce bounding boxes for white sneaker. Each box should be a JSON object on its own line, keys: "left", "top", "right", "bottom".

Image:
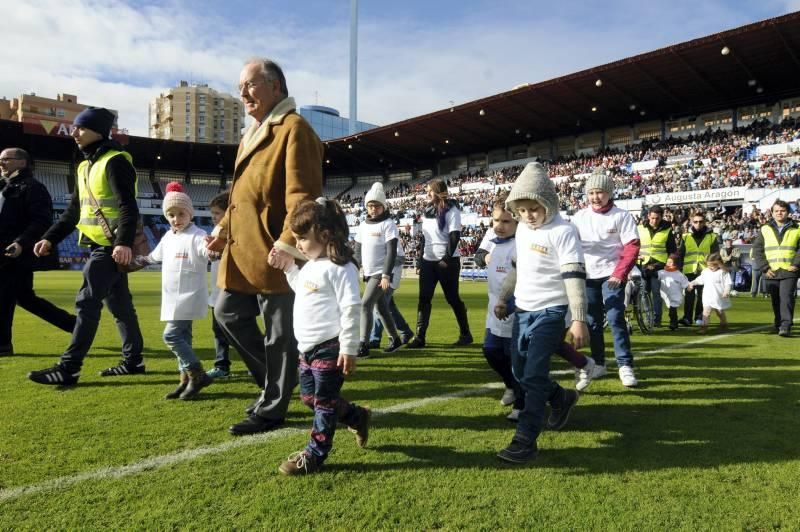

{"left": 619, "top": 365, "right": 639, "bottom": 387}
{"left": 575, "top": 357, "right": 596, "bottom": 392}
{"left": 500, "top": 388, "right": 516, "bottom": 406}
{"left": 592, "top": 364, "right": 608, "bottom": 379}
{"left": 506, "top": 408, "right": 520, "bottom": 422}
{"left": 695, "top": 319, "right": 704, "bottom": 326}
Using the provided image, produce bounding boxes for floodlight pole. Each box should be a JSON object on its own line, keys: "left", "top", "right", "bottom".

{"left": 349, "top": 0, "right": 358, "bottom": 135}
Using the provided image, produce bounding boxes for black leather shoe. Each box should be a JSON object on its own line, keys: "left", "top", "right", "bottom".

{"left": 453, "top": 334, "right": 473, "bottom": 346}
{"left": 229, "top": 415, "right": 285, "bottom": 436}
{"left": 407, "top": 336, "right": 425, "bottom": 348}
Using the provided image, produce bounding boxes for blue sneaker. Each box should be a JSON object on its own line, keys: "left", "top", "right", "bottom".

{"left": 207, "top": 367, "right": 231, "bottom": 379}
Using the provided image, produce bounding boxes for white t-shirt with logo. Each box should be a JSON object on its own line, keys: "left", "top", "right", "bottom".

{"left": 572, "top": 205, "right": 638, "bottom": 280}
{"left": 422, "top": 207, "right": 461, "bottom": 261}
{"left": 285, "top": 258, "right": 361, "bottom": 356}
{"left": 514, "top": 214, "right": 584, "bottom": 312}
{"left": 355, "top": 218, "right": 399, "bottom": 277}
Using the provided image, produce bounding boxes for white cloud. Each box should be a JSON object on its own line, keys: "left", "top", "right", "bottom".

{"left": 0, "top": 0, "right": 784, "bottom": 137}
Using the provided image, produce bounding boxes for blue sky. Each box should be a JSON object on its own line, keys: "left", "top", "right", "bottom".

{"left": 1, "top": 0, "right": 797, "bottom": 136}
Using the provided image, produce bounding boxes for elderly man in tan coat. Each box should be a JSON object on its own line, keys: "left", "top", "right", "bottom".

{"left": 208, "top": 58, "right": 323, "bottom": 435}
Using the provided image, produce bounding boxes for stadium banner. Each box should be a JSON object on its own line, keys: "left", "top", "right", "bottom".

{"left": 644, "top": 186, "right": 747, "bottom": 206}
{"left": 756, "top": 140, "right": 800, "bottom": 157}
{"left": 631, "top": 160, "right": 659, "bottom": 172}
{"left": 666, "top": 154, "right": 695, "bottom": 166}
{"left": 462, "top": 182, "right": 494, "bottom": 191}
{"left": 22, "top": 118, "right": 127, "bottom": 143}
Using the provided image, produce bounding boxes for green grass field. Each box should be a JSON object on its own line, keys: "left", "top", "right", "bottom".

{"left": 1, "top": 271, "right": 798, "bottom": 530}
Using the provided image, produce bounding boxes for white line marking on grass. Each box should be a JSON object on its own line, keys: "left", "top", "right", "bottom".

{"left": 0, "top": 383, "right": 505, "bottom": 504}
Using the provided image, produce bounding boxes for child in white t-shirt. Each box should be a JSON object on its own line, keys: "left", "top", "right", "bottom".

{"left": 658, "top": 254, "right": 690, "bottom": 330}
{"left": 268, "top": 197, "right": 371, "bottom": 476}
{"left": 139, "top": 182, "right": 213, "bottom": 400}
{"left": 494, "top": 163, "right": 589, "bottom": 465}
{"left": 368, "top": 239, "right": 414, "bottom": 347}
{"left": 354, "top": 183, "right": 403, "bottom": 358}
{"left": 687, "top": 252, "right": 732, "bottom": 334}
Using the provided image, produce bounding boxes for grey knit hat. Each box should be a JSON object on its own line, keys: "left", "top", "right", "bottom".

{"left": 585, "top": 167, "right": 614, "bottom": 197}
{"left": 505, "top": 162, "right": 559, "bottom": 225}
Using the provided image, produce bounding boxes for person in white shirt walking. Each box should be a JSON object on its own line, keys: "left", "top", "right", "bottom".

{"left": 354, "top": 182, "right": 403, "bottom": 357}
{"left": 269, "top": 197, "right": 371, "bottom": 475}
{"left": 571, "top": 168, "right": 641, "bottom": 387}
{"left": 409, "top": 179, "right": 472, "bottom": 348}
{"left": 658, "top": 255, "right": 690, "bottom": 330}
{"left": 687, "top": 252, "right": 733, "bottom": 334}
{"left": 138, "top": 182, "right": 213, "bottom": 399}
{"left": 494, "top": 163, "right": 589, "bottom": 465}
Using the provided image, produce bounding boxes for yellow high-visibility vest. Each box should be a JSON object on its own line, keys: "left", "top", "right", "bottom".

{"left": 682, "top": 232, "right": 716, "bottom": 274}
{"left": 75, "top": 149, "right": 136, "bottom": 246}
{"left": 761, "top": 224, "right": 800, "bottom": 270}
{"left": 637, "top": 225, "right": 670, "bottom": 265}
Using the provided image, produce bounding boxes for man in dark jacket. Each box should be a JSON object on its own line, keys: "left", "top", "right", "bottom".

{"left": 28, "top": 108, "right": 145, "bottom": 385}
{"left": 0, "top": 148, "right": 76, "bottom": 356}
{"left": 751, "top": 200, "right": 800, "bottom": 337}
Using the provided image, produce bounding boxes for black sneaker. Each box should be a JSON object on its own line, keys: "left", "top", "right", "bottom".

{"left": 678, "top": 318, "right": 691, "bottom": 327}
{"left": 357, "top": 342, "right": 370, "bottom": 359}
{"left": 28, "top": 365, "right": 80, "bottom": 386}
{"left": 497, "top": 437, "right": 538, "bottom": 464}
{"left": 368, "top": 340, "right": 381, "bottom": 349}
{"left": 547, "top": 389, "right": 579, "bottom": 430}
{"left": 400, "top": 333, "right": 413, "bottom": 345}
{"left": 453, "top": 334, "right": 473, "bottom": 346}
{"left": 407, "top": 336, "right": 425, "bottom": 348}
{"left": 383, "top": 337, "right": 403, "bottom": 353}
{"left": 99, "top": 360, "right": 146, "bottom": 377}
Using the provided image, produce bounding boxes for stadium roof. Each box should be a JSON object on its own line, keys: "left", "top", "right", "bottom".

{"left": 324, "top": 11, "right": 800, "bottom": 176}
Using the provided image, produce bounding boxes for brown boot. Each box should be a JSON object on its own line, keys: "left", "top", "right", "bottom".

{"left": 180, "top": 367, "right": 213, "bottom": 400}
{"left": 165, "top": 371, "right": 189, "bottom": 400}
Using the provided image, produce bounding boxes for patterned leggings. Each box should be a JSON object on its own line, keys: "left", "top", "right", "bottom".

{"left": 299, "top": 338, "right": 367, "bottom": 460}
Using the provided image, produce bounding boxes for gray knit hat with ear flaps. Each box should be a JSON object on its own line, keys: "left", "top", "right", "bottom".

{"left": 505, "top": 162, "right": 559, "bottom": 225}
{"left": 585, "top": 167, "right": 615, "bottom": 197}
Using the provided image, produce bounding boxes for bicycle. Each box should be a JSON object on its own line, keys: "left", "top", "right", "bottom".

{"left": 624, "top": 268, "right": 655, "bottom": 335}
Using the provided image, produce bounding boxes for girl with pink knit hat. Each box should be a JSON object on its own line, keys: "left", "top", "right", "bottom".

{"left": 138, "top": 182, "right": 214, "bottom": 399}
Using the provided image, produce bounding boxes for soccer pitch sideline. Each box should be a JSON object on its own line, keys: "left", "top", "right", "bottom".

{"left": 0, "top": 271, "right": 798, "bottom": 530}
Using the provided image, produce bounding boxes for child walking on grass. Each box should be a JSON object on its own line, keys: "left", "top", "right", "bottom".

{"left": 354, "top": 182, "right": 403, "bottom": 358}
{"left": 493, "top": 163, "right": 589, "bottom": 464}
{"left": 476, "top": 194, "right": 596, "bottom": 423}
{"left": 658, "top": 254, "right": 690, "bottom": 331}
{"left": 206, "top": 191, "right": 235, "bottom": 379}
{"left": 138, "top": 182, "right": 213, "bottom": 400}
{"left": 687, "top": 252, "right": 732, "bottom": 334}
{"left": 269, "top": 197, "right": 371, "bottom": 476}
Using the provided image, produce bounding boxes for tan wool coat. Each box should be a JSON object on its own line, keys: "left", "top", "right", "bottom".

{"left": 215, "top": 97, "right": 323, "bottom": 294}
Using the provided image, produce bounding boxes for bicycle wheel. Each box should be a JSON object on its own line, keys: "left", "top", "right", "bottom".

{"left": 635, "top": 286, "right": 654, "bottom": 335}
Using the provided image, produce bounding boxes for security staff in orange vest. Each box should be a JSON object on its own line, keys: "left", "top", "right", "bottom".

{"left": 678, "top": 211, "right": 719, "bottom": 326}
{"left": 637, "top": 205, "right": 677, "bottom": 326}
{"left": 751, "top": 200, "right": 800, "bottom": 337}
{"left": 29, "top": 108, "right": 145, "bottom": 386}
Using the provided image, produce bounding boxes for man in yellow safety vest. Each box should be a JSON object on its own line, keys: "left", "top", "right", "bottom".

{"left": 637, "top": 205, "right": 677, "bottom": 326}
{"left": 751, "top": 200, "right": 799, "bottom": 337}
{"left": 678, "top": 211, "right": 719, "bottom": 327}
{"left": 29, "top": 107, "right": 145, "bottom": 385}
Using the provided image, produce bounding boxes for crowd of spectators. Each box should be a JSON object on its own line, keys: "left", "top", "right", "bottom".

{"left": 336, "top": 118, "right": 800, "bottom": 257}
